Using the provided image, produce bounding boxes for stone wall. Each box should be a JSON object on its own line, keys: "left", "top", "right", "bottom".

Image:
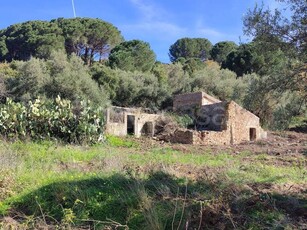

{"left": 201, "top": 93, "right": 221, "bottom": 105}
{"left": 173, "top": 92, "right": 221, "bottom": 112}
{"left": 193, "top": 130, "right": 231, "bottom": 145}
{"left": 227, "top": 101, "right": 266, "bottom": 144}
{"left": 134, "top": 113, "right": 161, "bottom": 138}
{"left": 105, "top": 107, "right": 128, "bottom": 136}
{"left": 105, "top": 122, "right": 127, "bottom": 136}
{"left": 105, "top": 107, "right": 161, "bottom": 138}
{"left": 170, "top": 100, "right": 267, "bottom": 145}
{"left": 170, "top": 129, "right": 194, "bottom": 144}
{"left": 169, "top": 129, "right": 231, "bottom": 145}
{"left": 173, "top": 92, "right": 204, "bottom": 111}
{"left": 106, "top": 93, "right": 267, "bottom": 145}
{"left": 196, "top": 102, "right": 228, "bottom": 131}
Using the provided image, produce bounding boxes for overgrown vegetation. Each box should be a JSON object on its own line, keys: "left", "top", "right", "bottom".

{"left": 0, "top": 137, "right": 306, "bottom": 229}
{"left": 5, "top": 51, "right": 108, "bottom": 105}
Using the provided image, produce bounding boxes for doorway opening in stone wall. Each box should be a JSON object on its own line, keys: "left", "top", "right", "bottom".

{"left": 249, "top": 128, "right": 256, "bottom": 141}
{"left": 141, "top": 122, "right": 154, "bottom": 137}
{"left": 127, "top": 115, "right": 135, "bottom": 135}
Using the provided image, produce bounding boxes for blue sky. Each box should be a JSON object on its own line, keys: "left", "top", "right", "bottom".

{"left": 0, "top": 0, "right": 282, "bottom": 63}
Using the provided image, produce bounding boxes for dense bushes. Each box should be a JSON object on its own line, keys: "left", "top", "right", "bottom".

{"left": 0, "top": 96, "right": 105, "bottom": 143}
{"left": 90, "top": 61, "right": 250, "bottom": 110}
{"left": 6, "top": 51, "right": 109, "bottom": 106}
{"left": 190, "top": 64, "right": 249, "bottom": 104}
{"left": 91, "top": 64, "right": 169, "bottom": 109}
{"left": 0, "top": 40, "right": 305, "bottom": 133}
{"left": 1, "top": 53, "right": 304, "bottom": 132}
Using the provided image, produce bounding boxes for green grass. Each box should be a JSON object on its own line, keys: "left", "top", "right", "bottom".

{"left": 139, "top": 147, "right": 235, "bottom": 166}
{"left": 227, "top": 163, "right": 305, "bottom": 184}
{"left": 106, "top": 135, "right": 138, "bottom": 148}
{"left": 0, "top": 138, "right": 306, "bottom": 229}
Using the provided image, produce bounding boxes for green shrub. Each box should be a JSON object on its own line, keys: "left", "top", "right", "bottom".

{"left": 0, "top": 96, "right": 105, "bottom": 143}
{"left": 6, "top": 52, "right": 109, "bottom": 106}
{"left": 190, "top": 65, "right": 248, "bottom": 104}
{"left": 170, "top": 113, "right": 194, "bottom": 128}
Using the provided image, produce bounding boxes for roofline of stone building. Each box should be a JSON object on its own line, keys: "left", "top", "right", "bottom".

{"left": 173, "top": 91, "right": 222, "bottom": 104}
{"left": 228, "top": 100, "right": 260, "bottom": 120}
{"left": 200, "top": 92, "right": 221, "bottom": 104}
{"left": 109, "top": 105, "right": 158, "bottom": 114}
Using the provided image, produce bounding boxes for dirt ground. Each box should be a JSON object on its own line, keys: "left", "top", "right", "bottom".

{"left": 137, "top": 131, "right": 307, "bottom": 198}
{"left": 167, "top": 131, "right": 307, "bottom": 156}
{"left": 215, "top": 131, "right": 306, "bottom": 155}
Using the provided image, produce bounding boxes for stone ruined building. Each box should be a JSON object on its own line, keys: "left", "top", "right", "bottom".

{"left": 105, "top": 106, "right": 161, "bottom": 138}
{"left": 105, "top": 92, "right": 267, "bottom": 145}
{"left": 172, "top": 92, "right": 267, "bottom": 145}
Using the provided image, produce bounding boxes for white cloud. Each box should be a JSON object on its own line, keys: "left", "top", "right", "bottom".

{"left": 124, "top": 0, "right": 241, "bottom": 61}
{"left": 121, "top": 21, "right": 186, "bottom": 40}
{"left": 129, "top": 0, "right": 154, "bottom": 19}
{"left": 124, "top": 0, "right": 185, "bottom": 41}
{"left": 196, "top": 28, "right": 223, "bottom": 38}
{"left": 194, "top": 18, "right": 238, "bottom": 43}
{"left": 194, "top": 27, "right": 239, "bottom": 43}
{"left": 129, "top": 0, "right": 166, "bottom": 21}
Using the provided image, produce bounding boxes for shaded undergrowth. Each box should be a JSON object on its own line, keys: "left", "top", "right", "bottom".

{"left": 1, "top": 171, "right": 306, "bottom": 229}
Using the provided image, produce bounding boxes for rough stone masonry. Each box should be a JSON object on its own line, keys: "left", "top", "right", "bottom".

{"left": 105, "top": 92, "right": 267, "bottom": 145}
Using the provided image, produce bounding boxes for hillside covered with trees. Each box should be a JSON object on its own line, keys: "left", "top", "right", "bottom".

{"left": 0, "top": 0, "right": 305, "bottom": 133}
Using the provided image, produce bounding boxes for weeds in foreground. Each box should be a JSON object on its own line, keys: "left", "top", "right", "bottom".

{"left": 0, "top": 139, "right": 306, "bottom": 229}
{"left": 1, "top": 171, "right": 306, "bottom": 229}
